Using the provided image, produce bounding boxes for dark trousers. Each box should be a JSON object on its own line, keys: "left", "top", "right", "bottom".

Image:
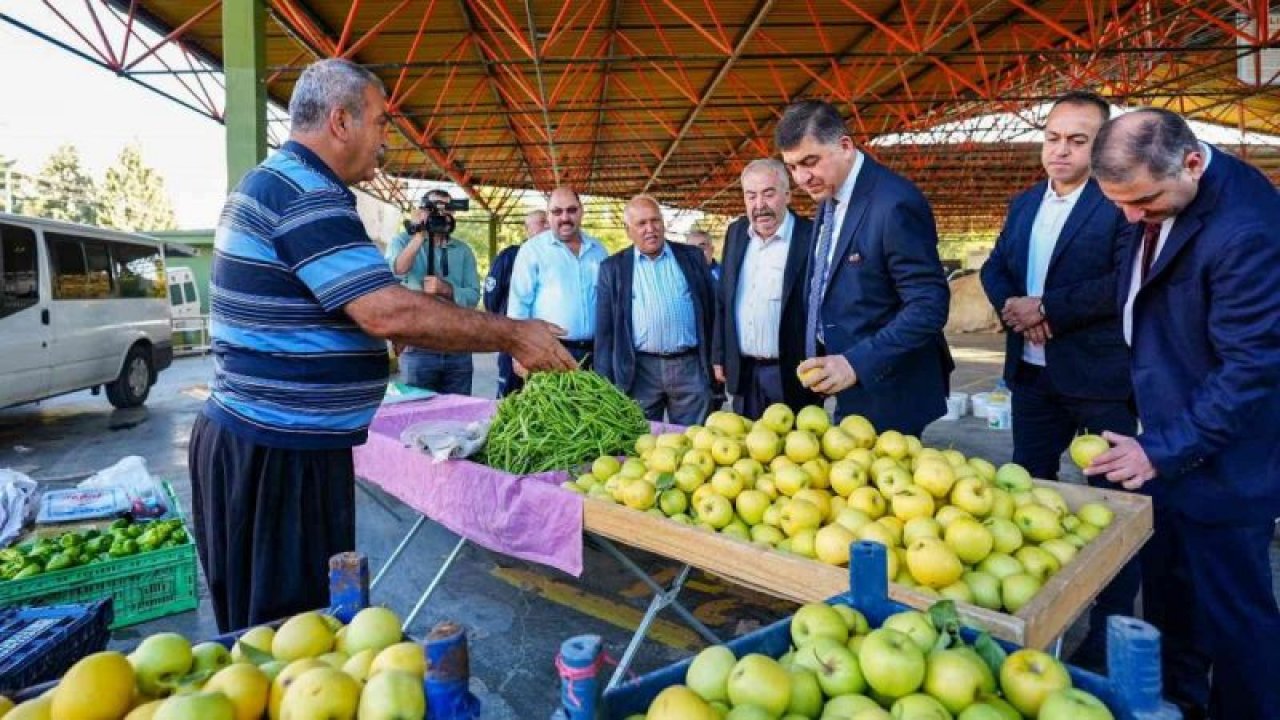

{"left": 731, "top": 357, "right": 784, "bottom": 420}
{"left": 188, "top": 414, "right": 356, "bottom": 632}
{"left": 632, "top": 352, "right": 711, "bottom": 426}
{"left": 400, "top": 349, "right": 473, "bottom": 395}
{"left": 496, "top": 353, "right": 523, "bottom": 397}
{"left": 562, "top": 339, "right": 594, "bottom": 370}
{"left": 1009, "top": 361, "right": 1140, "bottom": 669}
{"left": 1142, "top": 507, "right": 1280, "bottom": 719}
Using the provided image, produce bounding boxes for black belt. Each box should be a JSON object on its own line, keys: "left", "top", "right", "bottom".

{"left": 638, "top": 348, "right": 695, "bottom": 359}
{"left": 560, "top": 339, "right": 593, "bottom": 351}
{"left": 744, "top": 355, "right": 778, "bottom": 366}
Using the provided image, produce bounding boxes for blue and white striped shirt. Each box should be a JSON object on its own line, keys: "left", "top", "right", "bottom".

{"left": 506, "top": 229, "right": 607, "bottom": 341}
{"left": 204, "top": 141, "right": 400, "bottom": 449}
{"left": 631, "top": 243, "right": 698, "bottom": 354}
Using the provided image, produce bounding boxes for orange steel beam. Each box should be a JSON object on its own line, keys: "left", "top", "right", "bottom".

{"left": 341, "top": 0, "right": 415, "bottom": 59}
{"left": 523, "top": 0, "right": 562, "bottom": 184}
{"left": 584, "top": 0, "right": 623, "bottom": 188}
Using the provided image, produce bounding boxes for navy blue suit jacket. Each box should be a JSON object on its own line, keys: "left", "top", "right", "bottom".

{"left": 595, "top": 242, "right": 715, "bottom": 394}
{"left": 482, "top": 243, "right": 520, "bottom": 315}
{"left": 780, "top": 155, "right": 954, "bottom": 434}
{"left": 1122, "top": 147, "right": 1280, "bottom": 525}
{"left": 980, "top": 178, "right": 1132, "bottom": 400}
{"left": 712, "top": 214, "right": 813, "bottom": 395}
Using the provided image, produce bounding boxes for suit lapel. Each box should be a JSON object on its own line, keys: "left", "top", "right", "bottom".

{"left": 1046, "top": 180, "right": 1101, "bottom": 274}
{"left": 1009, "top": 185, "right": 1041, "bottom": 288}
{"left": 726, "top": 220, "right": 750, "bottom": 297}
{"left": 825, "top": 157, "right": 876, "bottom": 297}
{"left": 1140, "top": 149, "right": 1224, "bottom": 289}
{"left": 781, "top": 214, "right": 811, "bottom": 304}
{"left": 619, "top": 249, "right": 635, "bottom": 341}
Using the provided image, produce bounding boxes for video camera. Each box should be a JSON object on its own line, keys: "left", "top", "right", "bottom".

{"left": 405, "top": 192, "right": 470, "bottom": 236}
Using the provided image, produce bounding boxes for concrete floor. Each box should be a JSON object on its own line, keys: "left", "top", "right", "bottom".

{"left": 2, "top": 334, "right": 1276, "bottom": 717}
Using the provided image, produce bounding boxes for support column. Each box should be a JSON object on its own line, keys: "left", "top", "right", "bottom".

{"left": 488, "top": 213, "right": 499, "bottom": 264}
{"left": 223, "top": 0, "right": 268, "bottom": 190}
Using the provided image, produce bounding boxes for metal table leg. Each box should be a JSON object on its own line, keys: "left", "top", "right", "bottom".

{"left": 606, "top": 564, "right": 694, "bottom": 691}
{"left": 371, "top": 515, "right": 427, "bottom": 590}
{"left": 590, "top": 535, "right": 720, "bottom": 646}
{"left": 402, "top": 535, "right": 469, "bottom": 632}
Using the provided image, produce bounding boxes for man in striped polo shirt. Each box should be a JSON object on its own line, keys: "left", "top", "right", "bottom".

{"left": 190, "top": 58, "right": 573, "bottom": 631}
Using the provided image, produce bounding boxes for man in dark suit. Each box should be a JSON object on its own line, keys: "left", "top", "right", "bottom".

{"left": 712, "top": 158, "right": 812, "bottom": 419}
{"left": 980, "top": 92, "right": 1138, "bottom": 670}
{"left": 596, "top": 195, "right": 715, "bottom": 425}
{"left": 776, "top": 99, "right": 952, "bottom": 436}
{"left": 1086, "top": 108, "right": 1280, "bottom": 720}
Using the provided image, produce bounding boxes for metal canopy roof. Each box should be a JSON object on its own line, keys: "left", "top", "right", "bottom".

{"left": 17, "top": 1, "right": 1280, "bottom": 233}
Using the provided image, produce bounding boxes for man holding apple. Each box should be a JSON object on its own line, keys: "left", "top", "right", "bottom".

{"left": 1087, "top": 108, "right": 1280, "bottom": 720}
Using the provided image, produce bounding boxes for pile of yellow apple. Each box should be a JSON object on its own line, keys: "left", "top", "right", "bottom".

{"left": 568, "top": 405, "right": 1117, "bottom": 614}
{"left": 637, "top": 600, "right": 1115, "bottom": 720}
{"left": 0, "top": 607, "right": 426, "bottom": 720}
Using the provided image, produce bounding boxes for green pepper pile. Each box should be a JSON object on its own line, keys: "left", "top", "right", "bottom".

{"left": 480, "top": 370, "right": 650, "bottom": 475}
{"left": 0, "top": 517, "right": 189, "bottom": 582}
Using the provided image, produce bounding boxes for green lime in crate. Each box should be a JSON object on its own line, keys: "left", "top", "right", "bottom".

{"left": 0, "top": 482, "right": 198, "bottom": 629}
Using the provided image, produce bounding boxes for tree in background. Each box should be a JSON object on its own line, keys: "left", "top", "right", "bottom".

{"left": 21, "top": 144, "right": 101, "bottom": 224}
{"left": 99, "top": 144, "right": 177, "bottom": 232}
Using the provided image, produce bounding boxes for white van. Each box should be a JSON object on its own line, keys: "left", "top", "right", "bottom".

{"left": 0, "top": 213, "right": 173, "bottom": 409}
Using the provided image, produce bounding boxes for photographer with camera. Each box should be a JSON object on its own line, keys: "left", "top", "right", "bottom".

{"left": 386, "top": 188, "right": 481, "bottom": 394}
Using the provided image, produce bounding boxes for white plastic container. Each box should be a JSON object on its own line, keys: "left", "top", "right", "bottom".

{"left": 942, "top": 392, "right": 969, "bottom": 420}
{"left": 987, "top": 399, "right": 1012, "bottom": 430}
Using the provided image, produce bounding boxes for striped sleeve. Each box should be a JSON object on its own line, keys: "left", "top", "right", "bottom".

{"left": 271, "top": 188, "right": 399, "bottom": 312}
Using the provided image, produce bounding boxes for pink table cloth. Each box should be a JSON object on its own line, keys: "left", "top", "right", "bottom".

{"left": 353, "top": 395, "right": 585, "bottom": 576}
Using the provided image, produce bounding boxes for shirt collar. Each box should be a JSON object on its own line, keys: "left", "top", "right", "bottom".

{"left": 634, "top": 241, "right": 672, "bottom": 262}
{"left": 1043, "top": 178, "right": 1086, "bottom": 204}
{"left": 833, "top": 151, "right": 865, "bottom": 209}
{"left": 748, "top": 210, "right": 795, "bottom": 245}
{"left": 540, "top": 229, "right": 600, "bottom": 253}
{"left": 281, "top": 140, "right": 349, "bottom": 192}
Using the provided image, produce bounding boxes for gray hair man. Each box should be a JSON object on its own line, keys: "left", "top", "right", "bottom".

{"left": 189, "top": 58, "right": 572, "bottom": 631}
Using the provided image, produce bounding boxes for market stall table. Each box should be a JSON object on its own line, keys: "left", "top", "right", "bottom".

{"left": 352, "top": 395, "right": 720, "bottom": 687}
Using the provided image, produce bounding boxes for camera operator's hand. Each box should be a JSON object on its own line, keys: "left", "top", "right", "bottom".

{"left": 509, "top": 320, "right": 575, "bottom": 372}
{"left": 411, "top": 207, "right": 428, "bottom": 229}
{"left": 422, "top": 276, "right": 454, "bottom": 299}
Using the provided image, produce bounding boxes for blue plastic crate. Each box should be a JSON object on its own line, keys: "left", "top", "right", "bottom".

{"left": 562, "top": 542, "right": 1181, "bottom": 720}
{"left": 0, "top": 599, "right": 113, "bottom": 696}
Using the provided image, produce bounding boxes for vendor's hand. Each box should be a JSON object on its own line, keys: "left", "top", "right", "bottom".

{"left": 798, "top": 355, "right": 857, "bottom": 395}
{"left": 509, "top": 320, "right": 574, "bottom": 372}
{"left": 1024, "top": 320, "right": 1053, "bottom": 346}
{"left": 713, "top": 364, "right": 725, "bottom": 383}
{"left": 423, "top": 276, "right": 453, "bottom": 299}
{"left": 1084, "top": 431, "right": 1158, "bottom": 490}
{"left": 1002, "top": 296, "right": 1044, "bottom": 333}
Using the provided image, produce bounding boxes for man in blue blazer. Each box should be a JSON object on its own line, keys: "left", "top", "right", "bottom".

{"left": 1087, "top": 108, "right": 1280, "bottom": 720}
{"left": 776, "top": 100, "right": 953, "bottom": 436}
{"left": 712, "top": 159, "right": 813, "bottom": 419}
{"left": 981, "top": 92, "right": 1138, "bottom": 670}
{"left": 596, "top": 195, "right": 716, "bottom": 425}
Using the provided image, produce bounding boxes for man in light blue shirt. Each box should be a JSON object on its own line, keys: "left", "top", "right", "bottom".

{"left": 596, "top": 195, "right": 715, "bottom": 425}
{"left": 506, "top": 186, "right": 607, "bottom": 368}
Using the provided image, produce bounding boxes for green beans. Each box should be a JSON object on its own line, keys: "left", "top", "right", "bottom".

{"left": 480, "top": 370, "right": 649, "bottom": 474}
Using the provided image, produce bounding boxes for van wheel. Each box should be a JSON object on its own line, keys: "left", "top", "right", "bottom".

{"left": 107, "top": 345, "right": 153, "bottom": 408}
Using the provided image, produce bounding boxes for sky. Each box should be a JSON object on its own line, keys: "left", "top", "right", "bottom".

{"left": 0, "top": 4, "right": 232, "bottom": 228}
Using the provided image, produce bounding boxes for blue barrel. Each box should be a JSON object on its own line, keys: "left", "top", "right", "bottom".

{"left": 425, "top": 621, "right": 481, "bottom": 719}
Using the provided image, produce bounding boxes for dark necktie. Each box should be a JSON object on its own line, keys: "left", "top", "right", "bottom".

{"left": 805, "top": 199, "right": 837, "bottom": 358}
{"left": 1139, "top": 222, "right": 1161, "bottom": 281}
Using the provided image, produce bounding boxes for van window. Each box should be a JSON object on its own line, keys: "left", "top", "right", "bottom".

{"left": 0, "top": 223, "right": 39, "bottom": 319}
{"left": 48, "top": 233, "right": 112, "bottom": 300}
{"left": 183, "top": 282, "right": 197, "bottom": 304}
{"left": 111, "top": 241, "right": 165, "bottom": 298}
{"left": 169, "top": 283, "right": 184, "bottom": 307}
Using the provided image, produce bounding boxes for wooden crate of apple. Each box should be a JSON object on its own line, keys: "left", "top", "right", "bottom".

{"left": 569, "top": 405, "right": 1120, "bottom": 615}
{"left": 639, "top": 600, "right": 1112, "bottom": 720}
{"left": 0, "top": 607, "right": 426, "bottom": 720}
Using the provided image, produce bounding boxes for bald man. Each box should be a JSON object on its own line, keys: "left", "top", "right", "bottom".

{"left": 507, "top": 188, "right": 607, "bottom": 368}
{"left": 595, "top": 195, "right": 715, "bottom": 425}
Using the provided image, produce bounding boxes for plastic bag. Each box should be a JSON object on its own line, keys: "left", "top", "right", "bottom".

{"left": 400, "top": 420, "right": 489, "bottom": 462}
{"left": 78, "top": 456, "right": 169, "bottom": 518}
{"left": 0, "top": 469, "right": 38, "bottom": 548}
{"left": 35, "top": 486, "right": 130, "bottom": 524}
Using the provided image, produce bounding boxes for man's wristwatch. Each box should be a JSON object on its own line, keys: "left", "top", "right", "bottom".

{"left": 1037, "top": 301, "right": 1046, "bottom": 319}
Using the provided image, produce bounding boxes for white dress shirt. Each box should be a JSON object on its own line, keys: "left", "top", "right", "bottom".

{"left": 827, "top": 150, "right": 866, "bottom": 267}
{"left": 735, "top": 211, "right": 795, "bottom": 358}
{"left": 1123, "top": 143, "right": 1214, "bottom": 345}
{"left": 1023, "top": 180, "right": 1085, "bottom": 365}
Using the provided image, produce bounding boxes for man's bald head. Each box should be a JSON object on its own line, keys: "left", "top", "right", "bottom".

{"left": 1092, "top": 108, "right": 1206, "bottom": 224}
{"left": 524, "top": 209, "right": 548, "bottom": 238}
{"left": 624, "top": 195, "right": 666, "bottom": 257}
{"left": 547, "top": 187, "right": 583, "bottom": 243}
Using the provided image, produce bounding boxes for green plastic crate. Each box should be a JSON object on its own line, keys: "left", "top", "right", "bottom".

{"left": 0, "top": 483, "right": 199, "bottom": 629}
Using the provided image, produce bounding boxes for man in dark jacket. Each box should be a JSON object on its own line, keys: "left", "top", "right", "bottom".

{"left": 595, "top": 195, "right": 715, "bottom": 425}
{"left": 484, "top": 209, "right": 548, "bottom": 396}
